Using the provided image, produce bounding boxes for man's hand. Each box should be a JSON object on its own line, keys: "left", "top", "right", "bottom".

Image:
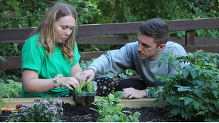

{"left": 77, "top": 69, "right": 95, "bottom": 83}
{"left": 122, "top": 87, "right": 147, "bottom": 99}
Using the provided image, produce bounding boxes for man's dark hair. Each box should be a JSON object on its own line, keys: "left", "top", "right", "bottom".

{"left": 139, "top": 18, "right": 169, "bottom": 46}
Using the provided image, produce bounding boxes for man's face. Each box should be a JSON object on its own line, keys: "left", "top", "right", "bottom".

{"left": 137, "top": 32, "right": 165, "bottom": 60}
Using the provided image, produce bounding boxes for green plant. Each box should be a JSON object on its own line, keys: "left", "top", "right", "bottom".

{"left": 17, "top": 98, "right": 63, "bottom": 122}
{"left": 91, "top": 91, "right": 141, "bottom": 122}
{"left": 4, "top": 80, "right": 22, "bottom": 98}
{"left": 0, "top": 80, "right": 22, "bottom": 112}
{"left": 155, "top": 50, "right": 219, "bottom": 121}
{"left": 87, "top": 82, "right": 94, "bottom": 92}
{"left": 74, "top": 81, "right": 95, "bottom": 93}
{"left": 80, "top": 59, "right": 138, "bottom": 80}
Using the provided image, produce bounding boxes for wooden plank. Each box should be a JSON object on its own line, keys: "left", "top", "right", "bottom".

{"left": 1, "top": 36, "right": 219, "bottom": 46}
{"left": 79, "top": 51, "right": 106, "bottom": 62}
{"left": 194, "top": 37, "right": 219, "bottom": 45}
{"left": 0, "top": 40, "right": 26, "bottom": 43}
{"left": 0, "top": 52, "right": 108, "bottom": 69}
{"left": 1, "top": 36, "right": 218, "bottom": 46}
{"left": 0, "top": 56, "right": 22, "bottom": 69}
{"left": 76, "top": 22, "right": 141, "bottom": 36}
{"left": 78, "top": 18, "right": 219, "bottom": 35}
{"left": 0, "top": 28, "right": 34, "bottom": 41}
{"left": 3, "top": 97, "right": 75, "bottom": 108}
{"left": 3, "top": 97, "right": 168, "bottom": 109}
{"left": 76, "top": 36, "right": 137, "bottom": 45}
{"left": 166, "top": 18, "right": 219, "bottom": 31}
{"left": 1, "top": 18, "right": 218, "bottom": 40}
{"left": 184, "top": 44, "right": 219, "bottom": 53}
{"left": 2, "top": 43, "right": 219, "bottom": 70}
{"left": 118, "top": 98, "right": 168, "bottom": 108}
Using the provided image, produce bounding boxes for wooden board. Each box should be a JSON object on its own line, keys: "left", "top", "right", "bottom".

{"left": 3, "top": 97, "right": 168, "bottom": 109}
{"left": 1, "top": 43, "right": 219, "bottom": 70}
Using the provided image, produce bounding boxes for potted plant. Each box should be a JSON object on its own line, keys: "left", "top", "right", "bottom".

{"left": 72, "top": 81, "right": 96, "bottom": 104}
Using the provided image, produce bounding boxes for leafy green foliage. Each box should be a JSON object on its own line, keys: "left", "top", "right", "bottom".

{"left": 91, "top": 91, "right": 141, "bottom": 122}
{"left": 74, "top": 81, "right": 95, "bottom": 93}
{"left": 155, "top": 50, "right": 219, "bottom": 121}
{"left": 87, "top": 81, "right": 94, "bottom": 92}
{"left": 0, "top": 80, "right": 22, "bottom": 112}
{"left": 16, "top": 98, "right": 63, "bottom": 122}
{"left": 80, "top": 59, "right": 137, "bottom": 79}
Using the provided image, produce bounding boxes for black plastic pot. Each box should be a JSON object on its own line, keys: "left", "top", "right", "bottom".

{"left": 72, "top": 91, "right": 96, "bottom": 104}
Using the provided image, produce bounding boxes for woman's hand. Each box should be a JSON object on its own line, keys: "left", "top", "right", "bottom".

{"left": 59, "top": 77, "right": 80, "bottom": 90}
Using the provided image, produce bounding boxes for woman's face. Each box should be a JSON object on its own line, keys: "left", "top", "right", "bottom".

{"left": 54, "top": 15, "right": 76, "bottom": 44}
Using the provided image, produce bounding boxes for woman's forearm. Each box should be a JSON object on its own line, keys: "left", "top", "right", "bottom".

{"left": 24, "top": 78, "right": 56, "bottom": 93}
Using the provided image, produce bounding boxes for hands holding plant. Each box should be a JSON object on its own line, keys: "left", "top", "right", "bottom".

{"left": 71, "top": 70, "right": 96, "bottom": 91}
{"left": 59, "top": 77, "right": 80, "bottom": 90}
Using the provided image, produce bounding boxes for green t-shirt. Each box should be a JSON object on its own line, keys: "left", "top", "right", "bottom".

{"left": 21, "top": 34, "right": 81, "bottom": 97}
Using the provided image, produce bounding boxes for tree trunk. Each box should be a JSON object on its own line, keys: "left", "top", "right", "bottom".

{"left": 110, "top": 0, "right": 120, "bottom": 23}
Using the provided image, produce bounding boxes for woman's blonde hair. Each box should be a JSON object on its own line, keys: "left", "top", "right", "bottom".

{"left": 33, "top": 2, "right": 77, "bottom": 62}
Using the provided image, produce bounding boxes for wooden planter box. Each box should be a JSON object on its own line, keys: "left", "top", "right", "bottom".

{"left": 2, "top": 97, "right": 168, "bottom": 109}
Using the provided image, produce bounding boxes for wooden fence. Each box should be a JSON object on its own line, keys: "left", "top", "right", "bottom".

{"left": 0, "top": 18, "right": 219, "bottom": 70}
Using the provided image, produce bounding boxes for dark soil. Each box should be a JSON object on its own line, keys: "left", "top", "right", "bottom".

{"left": 0, "top": 102, "right": 204, "bottom": 122}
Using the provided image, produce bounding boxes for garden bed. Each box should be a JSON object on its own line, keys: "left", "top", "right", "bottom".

{"left": 0, "top": 97, "right": 203, "bottom": 122}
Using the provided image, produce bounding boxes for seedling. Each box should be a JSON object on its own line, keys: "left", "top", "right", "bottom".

{"left": 72, "top": 81, "right": 96, "bottom": 104}
{"left": 74, "top": 81, "right": 95, "bottom": 93}
{"left": 91, "top": 91, "right": 141, "bottom": 122}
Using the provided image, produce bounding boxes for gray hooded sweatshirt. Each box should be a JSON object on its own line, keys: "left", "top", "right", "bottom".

{"left": 88, "top": 41, "right": 187, "bottom": 87}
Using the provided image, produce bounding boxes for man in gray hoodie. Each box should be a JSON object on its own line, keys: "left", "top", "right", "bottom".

{"left": 78, "top": 18, "right": 187, "bottom": 99}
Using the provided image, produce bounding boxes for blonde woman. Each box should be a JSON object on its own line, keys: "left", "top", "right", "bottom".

{"left": 22, "top": 3, "right": 82, "bottom": 97}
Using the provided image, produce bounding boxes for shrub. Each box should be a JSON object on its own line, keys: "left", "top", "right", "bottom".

{"left": 155, "top": 50, "right": 219, "bottom": 121}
